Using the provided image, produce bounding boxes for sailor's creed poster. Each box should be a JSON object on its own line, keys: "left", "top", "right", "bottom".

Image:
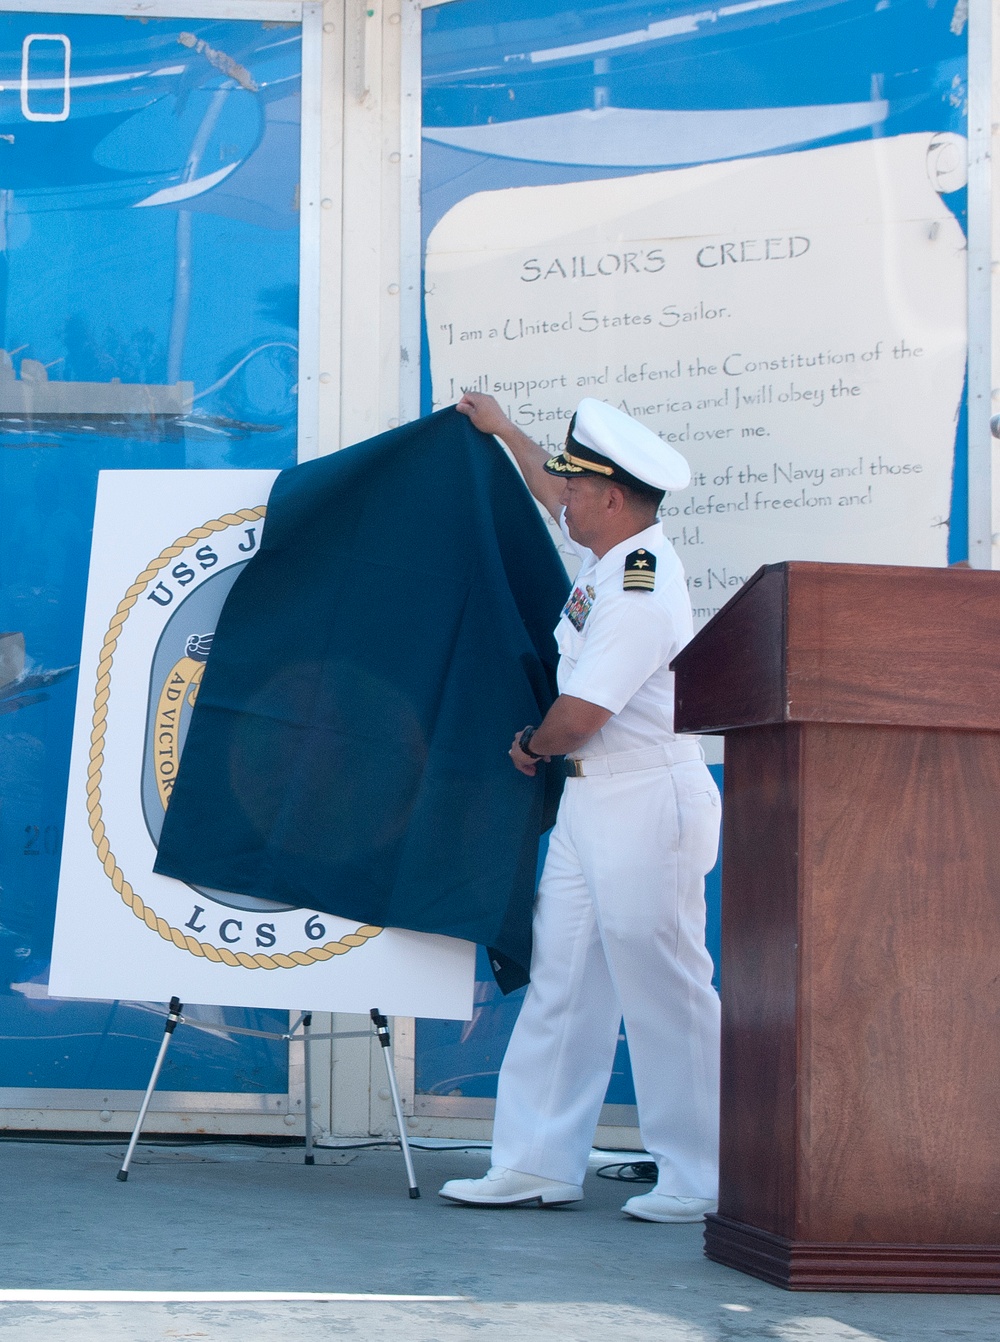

{"left": 49, "top": 471, "right": 475, "bottom": 1019}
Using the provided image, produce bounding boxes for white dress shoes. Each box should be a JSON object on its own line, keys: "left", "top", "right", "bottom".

{"left": 439, "top": 1165, "right": 584, "bottom": 1207}
{"left": 621, "top": 1192, "right": 718, "bottom": 1223}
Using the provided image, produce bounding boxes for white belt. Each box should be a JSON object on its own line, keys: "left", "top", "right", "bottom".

{"left": 564, "top": 740, "right": 704, "bottom": 779}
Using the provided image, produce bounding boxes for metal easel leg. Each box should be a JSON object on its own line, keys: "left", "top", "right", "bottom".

{"left": 117, "top": 996, "right": 183, "bottom": 1182}
{"left": 370, "top": 1008, "right": 420, "bottom": 1199}
{"left": 302, "top": 1011, "right": 315, "bottom": 1165}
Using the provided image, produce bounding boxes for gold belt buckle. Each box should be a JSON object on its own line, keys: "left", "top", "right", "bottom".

{"left": 567, "top": 758, "right": 585, "bottom": 778}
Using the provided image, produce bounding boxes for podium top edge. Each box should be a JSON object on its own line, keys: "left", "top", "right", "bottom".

{"left": 672, "top": 561, "right": 1000, "bottom": 670}
{"left": 672, "top": 561, "right": 1000, "bottom": 735}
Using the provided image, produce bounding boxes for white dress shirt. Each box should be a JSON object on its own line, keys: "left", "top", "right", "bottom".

{"left": 555, "top": 515, "right": 694, "bottom": 759}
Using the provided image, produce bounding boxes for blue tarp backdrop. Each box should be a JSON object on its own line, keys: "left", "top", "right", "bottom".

{"left": 0, "top": 1, "right": 971, "bottom": 1115}
{"left": 414, "top": 0, "right": 969, "bottom": 1107}
{"left": 0, "top": 14, "right": 301, "bottom": 1094}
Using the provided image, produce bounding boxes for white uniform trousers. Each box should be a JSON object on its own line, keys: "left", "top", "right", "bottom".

{"left": 491, "top": 757, "right": 722, "bottom": 1195}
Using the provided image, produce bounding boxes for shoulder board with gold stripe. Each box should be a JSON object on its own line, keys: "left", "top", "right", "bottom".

{"left": 623, "top": 548, "right": 656, "bottom": 592}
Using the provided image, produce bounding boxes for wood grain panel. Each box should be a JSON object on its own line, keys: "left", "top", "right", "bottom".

{"left": 785, "top": 563, "right": 1000, "bottom": 731}
{"left": 673, "top": 564, "right": 786, "bottom": 733}
{"left": 716, "top": 725, "right": 801, "bottom": 1237}
{"left": 797, "top": 723, "right": 1000, "bottom": 1245}
{"left": 674, "top": 562, "right": 1000, "bottom": 735}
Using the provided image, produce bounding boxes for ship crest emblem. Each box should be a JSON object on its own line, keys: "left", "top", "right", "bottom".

{"left": 86, "top": 506, "right": 382, "bottom": 971}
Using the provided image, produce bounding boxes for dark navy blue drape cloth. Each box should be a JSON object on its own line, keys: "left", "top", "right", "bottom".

{"left": 153, "top": 408, "right": 568, "bottom": 991}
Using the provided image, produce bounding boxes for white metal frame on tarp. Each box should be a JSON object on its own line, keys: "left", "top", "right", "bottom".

{"left": 967, "top": 0, "right": 994, "bottom": 568}
{"left": 315, "top": 0, "right": 430, "bottom": 1141}
{"left": 0, "top": 0, "right": 321, "bottom": 1135}
{"left": 398, "top": 0, "right": 421, "bottom": 422}
{"left": 296, "top": 0, "right": 323, "bottom": 459}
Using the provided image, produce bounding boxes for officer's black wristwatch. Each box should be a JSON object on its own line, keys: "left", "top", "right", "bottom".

{"left": 517, "top": 726, "right": 545, "bottom": 760}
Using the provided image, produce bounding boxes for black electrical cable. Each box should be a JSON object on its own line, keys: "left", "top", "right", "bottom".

{"left": 0, "top": 1132, "right": 306, "bottom": 1147}
{"left": 2, "top": 1132, "right": 656, "bottom": 1171}
{"left": 595, "top": 1160, "right": 658, "bottom": 1183}
{"left": 282, "top": 1140, "right": 491, "bottom": 1153}
{"left": 0, "top": 1132, "right": 491, "bottom": 1152}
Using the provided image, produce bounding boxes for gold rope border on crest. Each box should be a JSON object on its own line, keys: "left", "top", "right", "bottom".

{"left": 86, "top": 507, "right": 382, "bottom": 970}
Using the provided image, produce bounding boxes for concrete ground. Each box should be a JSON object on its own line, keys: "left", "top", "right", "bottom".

{"left": 0, "top": 1139, "right": 996, "bottom": 1341}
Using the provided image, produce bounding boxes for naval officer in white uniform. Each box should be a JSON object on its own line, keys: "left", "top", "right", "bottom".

{"left": 440, "top": 393, "right": 722, "bottom": 1223}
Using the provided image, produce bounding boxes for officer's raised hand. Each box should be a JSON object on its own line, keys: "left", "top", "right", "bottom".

{"left": 456, "top": 394, "right": 564, "bottom": 519}
{"left": 455, "top": 392, "right": 511, "bottom": 437}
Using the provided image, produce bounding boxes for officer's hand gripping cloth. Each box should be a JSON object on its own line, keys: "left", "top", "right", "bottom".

{"left": 153, "top": 408, "right": 568, "bottom": 992}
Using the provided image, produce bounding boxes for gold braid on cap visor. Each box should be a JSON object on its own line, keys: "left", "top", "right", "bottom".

{"left": 545, "top": 451, "right": 615, "bottom": 476}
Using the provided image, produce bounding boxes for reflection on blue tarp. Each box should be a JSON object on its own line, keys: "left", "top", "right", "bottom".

{"left": 0, "top": 995, "right": 287, "bottom": 1092}
{"left": 415, "top": 0, "right": 967, "bottom": 1106}
{"left": 421, "top": 0, "right": 968, "bottom": 246}
{"left": 424, "top": 100, "right": 891, "bottom": 168}
{"left": 0, "top": 14, "right": 301, "bottom": 1095}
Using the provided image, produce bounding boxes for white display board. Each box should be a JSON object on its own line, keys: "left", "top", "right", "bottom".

{"left": 426, "top": 134, "right": 967, "bottom": 618}
{"left": 49, "top": 471, "right": 475, "bottom": 1020}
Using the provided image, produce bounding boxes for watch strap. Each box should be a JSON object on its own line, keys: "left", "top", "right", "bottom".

{"left": 518, "top": 726, "right": 544, "bottom": 760}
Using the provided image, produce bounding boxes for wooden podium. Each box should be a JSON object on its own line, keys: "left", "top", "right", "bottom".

{"left": 672, "top": 561, "right": 1000, "bottom": 1292}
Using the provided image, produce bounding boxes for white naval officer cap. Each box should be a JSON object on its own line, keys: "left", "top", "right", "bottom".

{"left": 543, "top": 397, "right": 691, "bottom": 493}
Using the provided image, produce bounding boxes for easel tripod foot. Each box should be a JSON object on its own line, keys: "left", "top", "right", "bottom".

{"left": 117, "top": 996, "right": 183, "bottom": 1182}
{"left": 115, "top": 999, "right": 420, "bottom": 1198}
